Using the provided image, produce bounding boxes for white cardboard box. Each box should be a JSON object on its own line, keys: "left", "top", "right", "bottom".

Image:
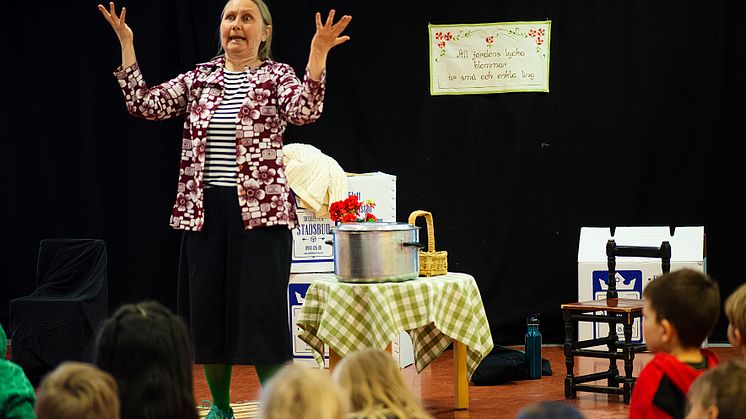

{"left": 577, "top": 226, "right": 705, "bottom": 344}
{"left": 288, "top": 273, "right": 414, "bottom": 368}
{"left": 291, "top": 172, "right": 397, "bottom": 273}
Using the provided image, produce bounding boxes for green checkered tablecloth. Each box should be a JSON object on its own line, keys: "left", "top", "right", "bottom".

{"left": 296, "top": 272, "right": 494, "bottom": 380}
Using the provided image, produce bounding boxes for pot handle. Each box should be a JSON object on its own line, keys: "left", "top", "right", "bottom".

{"left": 402, "top": 241, "right": 425, "bottom": 248}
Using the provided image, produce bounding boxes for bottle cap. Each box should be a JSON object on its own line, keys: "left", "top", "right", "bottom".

{"left": 527, "top": 313, "right": 540, "bottom": 325}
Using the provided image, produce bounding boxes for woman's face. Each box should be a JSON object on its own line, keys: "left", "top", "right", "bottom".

{"left": 220, "top": 0, "right": 269, "bottom": 60}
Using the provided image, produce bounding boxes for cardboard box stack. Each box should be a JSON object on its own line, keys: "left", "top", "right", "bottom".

{"left": 290, "top": 172, "right": 397, "bottom": 273}
{"left": 287, "top": 172, "right": 414, "bottom": 368}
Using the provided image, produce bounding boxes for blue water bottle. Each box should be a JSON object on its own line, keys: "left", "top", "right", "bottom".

{"left": 525, "top": 313, "right": 542, "bottom": 379}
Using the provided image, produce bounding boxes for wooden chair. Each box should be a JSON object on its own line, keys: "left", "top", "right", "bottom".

{"left": 561, "top": 239, "right": 671, "bottom": 403}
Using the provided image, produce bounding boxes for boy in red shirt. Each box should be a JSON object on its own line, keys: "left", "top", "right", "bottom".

{"left": 629, "top": 269, "right": 720, "bottom": 419}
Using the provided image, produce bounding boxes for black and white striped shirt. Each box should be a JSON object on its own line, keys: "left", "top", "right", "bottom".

{"left": 204, "top": 69, "right": 250, "bottom": 187}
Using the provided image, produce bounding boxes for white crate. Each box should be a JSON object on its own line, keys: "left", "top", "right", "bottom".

{"left": 291, "top": 172, "right": 396, "bottom": 273}
{"left": 577, "top": 226, "right": 705, "bottom": 345}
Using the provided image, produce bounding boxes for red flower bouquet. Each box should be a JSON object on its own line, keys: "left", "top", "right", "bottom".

{"left": 329, "top": 195, "right": 377, "bottom": 223}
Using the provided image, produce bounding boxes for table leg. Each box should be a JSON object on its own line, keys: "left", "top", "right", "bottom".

{"left": 453, "top": 340, "right": 469, "bottom": 409}
{"left": 329, "top": 347, "right": 341, "bottom": 371}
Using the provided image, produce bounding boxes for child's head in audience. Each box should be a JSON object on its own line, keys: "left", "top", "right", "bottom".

{"left": 95, "top": 301, "right": 198, "bottom": 419}
{"left": 516, "top": 400, "right": 586, "bottom": 419}
{"left": 333, "top": 348, "right": 433, "bottom": 419}
{"left": 686, "top": 359, "right": 746, "bottom": 419}
{"left": 260, "top": 364, "right": 347, "bottom": 419}
{"left": 642, "top": 269, "right": 720, "bottom": 355}
{"left": 725, "top": 283, "right": 746, "bottom": 357}
{"left": 36, "top": 361, "right": 119, "bottom": 419}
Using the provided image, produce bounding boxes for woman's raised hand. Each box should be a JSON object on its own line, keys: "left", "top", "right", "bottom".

{"left": 97, "top": 2, "right": 134, "bottom": 47}
{"left": 307, "top": 10, "right": 351, "bottom": 80}
{"left": 311, "top": 10, "right": 352, "bottom": 56}
{"left": 98, "top": 2, "right": 137, "bottom": 68}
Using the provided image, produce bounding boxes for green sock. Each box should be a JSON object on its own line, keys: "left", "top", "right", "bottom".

{"left": 255, "top": 363, "right": 285, "bottom": 386}
{"left": 203, "top": 364, "right": 232, "bottom": 413}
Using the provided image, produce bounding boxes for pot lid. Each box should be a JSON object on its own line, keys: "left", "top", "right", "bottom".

{"left": 334, "top": 222, "right": 419, "bottom": 232}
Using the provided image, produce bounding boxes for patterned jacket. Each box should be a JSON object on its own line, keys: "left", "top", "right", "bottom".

{"left": 114, "top": 56, "right": 325, "bottom": 231}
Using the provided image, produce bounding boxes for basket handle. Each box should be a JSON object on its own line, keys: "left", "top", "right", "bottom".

{"left": 407, "top": 210, "right": 437, "bottom": 252}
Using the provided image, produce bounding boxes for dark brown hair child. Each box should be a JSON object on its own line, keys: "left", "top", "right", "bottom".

{"left": 629, "top": 269, "right": 720, "bottom": 419}
{"left": 95, "top": 301, "right": 199, "bottom": 419}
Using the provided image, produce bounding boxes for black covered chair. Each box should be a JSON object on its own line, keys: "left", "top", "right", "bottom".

{"left": 9, "top": 239, "right": 108, "bottom": 385}
{"left": 561, "top": 239, "right": 671, "bottom": 404}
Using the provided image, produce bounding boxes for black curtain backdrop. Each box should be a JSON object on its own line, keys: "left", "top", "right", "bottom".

{"left": 2, "top": 0, "right": 743, "bottom": 344}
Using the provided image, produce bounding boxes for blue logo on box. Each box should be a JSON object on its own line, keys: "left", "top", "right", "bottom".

{"left": 288, "top": 282, "right": 315, "bottom": 359}
{"left": 289, "top": 283, "right": 310, "bottom": 306}
{"left": 592, "top": 270, "right": 642, "bottom": 297}
{"left": 591, "top": 270, "right": 643, "bottom": 342}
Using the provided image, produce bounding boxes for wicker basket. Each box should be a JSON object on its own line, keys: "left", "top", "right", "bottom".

{"left": 407, "top": 210, "right": 448, "bottom": 276}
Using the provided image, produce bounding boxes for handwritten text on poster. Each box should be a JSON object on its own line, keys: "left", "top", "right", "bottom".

{"left": 429, "top": 21, "right": 551, "bottom": 95}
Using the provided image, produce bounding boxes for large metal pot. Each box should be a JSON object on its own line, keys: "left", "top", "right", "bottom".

{"left": 327, "top": 222, "right": 422, "bottom": 283}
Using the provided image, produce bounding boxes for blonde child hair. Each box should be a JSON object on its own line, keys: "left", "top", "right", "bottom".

{"left": 260, "top": 364, "right": 347, "bottom": 419}
{"left": 687, "top": 359, "right": 746, "bottom": 419}
{"left": 36, "top": 361, "right": 120, "bottom": 419}
{"left": 333, "top": 348, "right": 433, "bottom": 419}
{"left": 725, "top": 283, "right": 746, "bottom": 357}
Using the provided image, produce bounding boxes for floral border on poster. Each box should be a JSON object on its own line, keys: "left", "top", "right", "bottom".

{"left": 434, "top": 26, "right": 548, "bottom": 61}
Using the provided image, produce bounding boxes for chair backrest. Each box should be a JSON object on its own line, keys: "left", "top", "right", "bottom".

{"left": 605, "top": 239, "right": 671, "bottom": 299}
{"left": 33, "top": 238, "right": 107, "bottom": 299}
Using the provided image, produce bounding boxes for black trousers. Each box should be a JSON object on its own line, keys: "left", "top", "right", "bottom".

{"left": 180, "top": 187, "right": 293, "bottom": 365}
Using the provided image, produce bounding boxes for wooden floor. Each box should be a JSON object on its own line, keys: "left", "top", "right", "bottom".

{"left": 192, "top": 345, "right": 740, "bottom": 419}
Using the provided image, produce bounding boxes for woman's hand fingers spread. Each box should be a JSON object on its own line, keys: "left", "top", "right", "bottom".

{"left": 98, "top": 1, "right": 134, "bottom": 45}
{"left": 335, "top": 35, "right": 351, "bottom": 47}
{"left": 108, "top": 2, "right": 118, "bottom": 20}
{"left": 99, "top": 2, "right": 125, "bottom": 27}
{"left": 97, "top": 4, "right": 113, "bottom": 24}
{"left": 325, "top": 9, "right": 335, "bottom": 26}
{"left": 310, "top": 10, "right": 352, "bottom": 57}
{"left": 332, "top": 15, "right": 351, "bottom": 35}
